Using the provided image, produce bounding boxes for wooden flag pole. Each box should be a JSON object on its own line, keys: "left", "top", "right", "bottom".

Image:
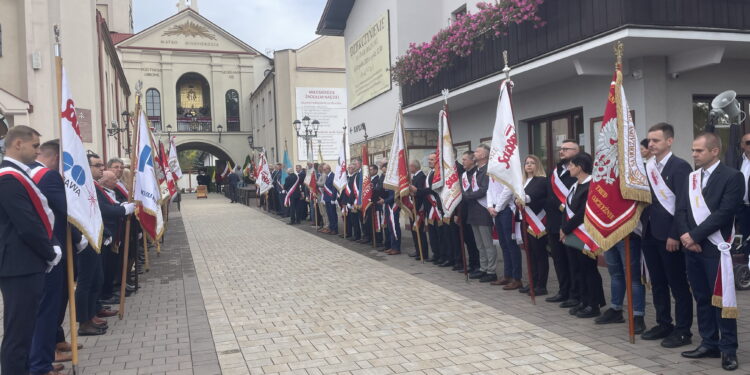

{"left": 625, "top": 234, "right": 635, "bottom": 344}
{"left": 371, "top": 207, "right": 377, "bottom": 248}
{"left": 415, "top": 220, "right": 425, "bottom": 264}
{"left": 64, "top": 225, "right": 80, "bottom": 370}
{"left": 143, "top": 230, "right": 150, "bottom": 271}
{"left": 456, "top": 209, "right": 469, "bottom": 282}
{"left": 156, "top": 238, "right": 161, "bottom": 256}
{"left": 520, "top": 210, "right": 536, "bottom": 305}
{"left": 343, "top": 209, "right": 348, "bottom": 238}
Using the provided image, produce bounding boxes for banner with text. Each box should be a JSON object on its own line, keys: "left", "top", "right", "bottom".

{"left": 347, "top": 11, "right": 391, "bottom": 108}
{"left": 296, "top": 87, "right": 347, "bottom": 161}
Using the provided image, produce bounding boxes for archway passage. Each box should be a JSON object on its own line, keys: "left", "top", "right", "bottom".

{"left": 176, "top": 141, "right": 236, "bottom": 193}
{"left": 176, "top": 72, "right": 211, "bottom": 132}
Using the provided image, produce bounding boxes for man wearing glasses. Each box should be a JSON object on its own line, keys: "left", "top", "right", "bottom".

{"left": 738, "top": 133, "right": 750, "bottom": 248}
{"left": 544, "top": 140, "right": 581, "bottom": 309}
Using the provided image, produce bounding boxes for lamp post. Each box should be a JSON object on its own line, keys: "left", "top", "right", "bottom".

{"left": 292, "top": 115, "right": 319, "bottom": 162}
{"left": 166, "top": 124, "right": 173, "bottom": 138}
{"left": 120, "top": 110, "right": 133, "bottom": 155}
{"left": 247, "top": 134, "right": 264, "bottom": 152}
{"left": 217, "top": 124, "right": 223, "bottom": 143}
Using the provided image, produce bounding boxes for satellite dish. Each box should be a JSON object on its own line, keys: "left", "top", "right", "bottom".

{"left": 711, "top": 90, "right": 742, "bottom": 123}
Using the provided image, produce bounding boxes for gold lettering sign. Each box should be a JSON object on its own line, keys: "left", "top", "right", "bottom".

{"left": 347, "top": 11, "right": 391, "bottom": 109}
{"left": 179, "top": 81, "right": 203, "bottom": 109}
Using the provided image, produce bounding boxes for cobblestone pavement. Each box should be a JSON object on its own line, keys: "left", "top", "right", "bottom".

{"left": 181, "top": 195, "right": 651, "bottom": 374}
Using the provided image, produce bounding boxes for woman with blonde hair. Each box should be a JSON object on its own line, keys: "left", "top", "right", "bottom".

{"left": 515, "top": 154, "right": 550, "bottom": 296}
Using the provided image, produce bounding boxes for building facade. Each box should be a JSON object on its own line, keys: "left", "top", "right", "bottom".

{"left": 0, "top": 0, "right": 131, "bottom": 161}
{"left": 116, "top": 7, "right": 271, "bottom": 168}
{"left": 318, "top": 0, "right": 750, "bottom": 169}
{"left": 250, "top": 36, "right": 346, "bottom": 166}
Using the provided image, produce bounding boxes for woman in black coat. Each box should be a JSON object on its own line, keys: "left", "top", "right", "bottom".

{"left": 516, "top": 155, "right": 549, "bottom": 296}
{"left": 560, "top": 152, "right": 605, "bottom": 318}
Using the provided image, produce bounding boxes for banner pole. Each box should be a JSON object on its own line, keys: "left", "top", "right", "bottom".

{"left": 65, "top": 225, "right": 79, "bottom": 371}
{"left": 520, "top": 210, "right": 536, "bottom": 305}
{"left": 343, "top": 209, "right": 347, "bottom": 238}
{"left": 625, "top": 234, "right": 635, "bottom": 344}
{"left": 456, "top": 203, "right": 468, "bottom": 282}
{"left": 371, "top": 208, "right": 376, "bottom": 248}
{"left": 415, "top": 220, "right": 425, "bottom": 263}
{"left": 143, "top": 230, "right": 150, "bottom": 271}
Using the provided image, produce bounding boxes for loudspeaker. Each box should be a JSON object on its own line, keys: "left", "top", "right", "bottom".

{"left": 711, "top": 90, "right": 742, "bottom": 122}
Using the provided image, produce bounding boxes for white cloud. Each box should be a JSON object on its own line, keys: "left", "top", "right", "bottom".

{"left": 133, "top": 0, "right": 328, "bottom": 53}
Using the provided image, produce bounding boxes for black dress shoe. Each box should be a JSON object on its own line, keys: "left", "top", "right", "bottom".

{"left": 468, "top": 271, "right": 485, "bottom": 279}
{"left": 722, "top": 353, "right": 739, "bottom": 371}
{"left": 533, "top": 288, "right": 548, "bottom": 296}
{"left": 452, "top": 265, "right": 464, "bottom": 271}
{"left": 576, "top": 306, "right": 601, "bottom": 318}
{"left": 568, "top": 303, "right": 584, "bottom": 315}
{"left": 545, "top": 293, "right": 567, "bottom": 303}
{"left": 518, "top": 286, "right": 530, "bottom": 294}
{"left": 594, "top": 308, "right": 624, "bottom": 324}
{"left": 439, "top": 261, "right": 453, "bottom": 267}
{"left": 681, "top": 346, "right": 721, "bottom": 359}
{"left": 641, "top": 324, "right": 673, "bottom": 340}
{"left": 431, "top": 258, "right": 442, "bottom": 265}
{"left": 633, "top": 316, "right": 646, "bottom": 334}
{"left": 559, "top": 299, "right": 580, "bottom": 308}
{"left": 661, "top": 331, "right": 692, "bottom": 348}
{"left": 479, "top": 273, "right": 498, "bottom": 283}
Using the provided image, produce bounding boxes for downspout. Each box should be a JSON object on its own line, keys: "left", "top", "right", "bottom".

{"left": 272, "top": 70, "right": 279, "bottom": 162}
{"left": 115, "top": 75, "right": 121, "bottom": 158}
{"left": 96, "top": 12, "right": 108, "bottom": 160}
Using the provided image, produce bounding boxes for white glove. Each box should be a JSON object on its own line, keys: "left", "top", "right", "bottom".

{"left": 138, "top": 233, "right": 143, "bottom": 240}
{"left": 76, "top": 236, "right": 89, "bottom": 252}
{"left": 121, "top": 202, "right": 136, "bottom": 215}
{"left": 46, "top": 245, "right": 62, "bottom": 273}
{"left": 347, "top": 204, "right": 352, "bottom": 210}
{"left": 104, "top": 236, "right": 113, "bottom": 246}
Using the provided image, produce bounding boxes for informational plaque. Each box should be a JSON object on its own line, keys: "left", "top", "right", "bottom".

{"left": 347, "top": 11, "right": 391, "bottom": 109}
{"left": 76, "top": 108, "right": 93, "bottom": 143}
{"left": 295, "top": 87, "right": 347, "bottom": 161}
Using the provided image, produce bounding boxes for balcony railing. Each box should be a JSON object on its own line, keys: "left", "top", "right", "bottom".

{"left": 227, "top": 116, "right": 240, "bottom": 132}
{"left": 176, "top": 118, "right": 212, "bottom": 132}
{"left": 402, "top": 0, "right": 750, "bottom": 107}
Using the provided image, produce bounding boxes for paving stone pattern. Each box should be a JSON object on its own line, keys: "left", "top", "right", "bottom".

{"left": 181, "top": 195, "right": 651, "bottom": 374}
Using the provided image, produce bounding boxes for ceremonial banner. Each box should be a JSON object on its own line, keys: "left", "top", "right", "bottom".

{"left": 256, "top": 152, "right": 273, "bottom": 195}
{"left": 281, "top": 148, "right": 291, "bottom": 181}
{"left": 584, "top": 58, "right": 651, "bottom": 252}
{"left": 221, "top": 161, "right": 232, "bottom": 179}
{"left": 134, "top": 111, "right": 164, "bottom": 240}
{"left": 158, "top": 140, "right": 175, "bottom": 199}
{"left": 359, "top": 144, "right": 372, "bottom": 212}
{"left": 308, "top": 168, "right": 319, "bottom": 198}
{"left": 487, "top": 80, "right": 525, "bottom": 202}
{"left": 384, "top": 110, "right": 415, "bottom": 219}
{"left": 243, "top": 155, "right": 252, "bottom": 177}
{"left": 437, "top": 108, "right": 462, "bottom": 219}
{"left": 168, "top": 136, "right": 183, "bottom": 180}
{"left": 59, "top": 67, "right": 103, "bottom": 252}
{"left": 334, "top": 133, "right": 349, "bottom": 191}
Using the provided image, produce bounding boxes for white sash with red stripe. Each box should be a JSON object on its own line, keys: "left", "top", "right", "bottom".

{"left": 386, "top": 204, "right": 399, "bottom": 240}
{"left": 646, "top": 158, "right": 676, "bottom": 216}
{"left": 115, "top": 180, "right": 129, "bottom": 199}
{"left": 425, "top": 171, "right": 441, "bottom": 225}
{"left": 284, "top": 174, "right": 301, "bottom": 207}
{"left": 29, "top": 166, "right": 50, "bottom": 184}
{"left": 95, "top": 182, "right": 118, "bottom": 205}
{"left": 565, "top": 178, "right": 598, "bottom": 253}
{"left": 550, "top": 167, "right": 571, "bottom": 210}
{"left": 0, "top": 167, "right": 55, "bottom": 239}
{"left": 524, "top": 206, "right": 546, "bottom": 238}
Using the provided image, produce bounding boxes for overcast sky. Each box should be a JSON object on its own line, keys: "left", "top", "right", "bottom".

{"left": 133, "top": 0, "right": 328, "bottom": 54}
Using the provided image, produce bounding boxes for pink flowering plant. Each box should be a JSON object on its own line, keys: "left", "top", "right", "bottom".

{"left": 392, "top": 0, "right": 545, "bottom": 86}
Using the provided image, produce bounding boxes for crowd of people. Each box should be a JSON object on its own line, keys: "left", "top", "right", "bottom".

{"left": 0, "top": 125, "right": 150, "bottom": 375}
{"left": 260, "top": 123, "right": 743, "bottom": 372}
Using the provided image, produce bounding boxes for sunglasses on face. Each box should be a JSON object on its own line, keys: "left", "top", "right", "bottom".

{"left": 745, "top": 141, "right": 750, "bottom": 146}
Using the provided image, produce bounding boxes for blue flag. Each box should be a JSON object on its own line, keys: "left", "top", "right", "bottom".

{"left": 281, "top": 148, "right": 291, "bottom": 181}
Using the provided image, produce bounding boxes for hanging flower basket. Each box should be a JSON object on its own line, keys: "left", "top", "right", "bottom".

{"left": 392, "top": 0, "right": 545, "bottom": 86}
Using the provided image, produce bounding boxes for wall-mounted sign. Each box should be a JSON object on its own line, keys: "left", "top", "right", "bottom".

{"left": 348, "top": 123, "right": 365, "bottom": 134}
{"left": 76, "top": 108, "right": 93, "bottom": 143}
{"left": 295, "top": 87, "right": 347, "bottom": 161}
{"left": 347, "top": 11, "right": 391, "bottom": 109}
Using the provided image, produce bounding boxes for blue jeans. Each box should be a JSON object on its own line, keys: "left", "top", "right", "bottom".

{"left": 605, "top": 237, "right": 645, "bottom": 315}
{"left": 495, "top": 207, "right": 522, "bottom": 280}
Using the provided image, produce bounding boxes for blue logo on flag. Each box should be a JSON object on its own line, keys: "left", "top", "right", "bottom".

{"left": 62, "top": 151, "right": 86, "bottom": 185}
{"left": 138, "top": 146, "right": 153, "bottom": 172}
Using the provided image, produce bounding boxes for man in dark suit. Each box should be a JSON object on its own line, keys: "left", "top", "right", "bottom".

{"left": 409, "top": 159, "right": 430, "bottom": 261}
{"left": 96, "top": 171, "right": 133, "bottom": 308}
{"left": 639, "top": 123, "right": 694, "bottom": 347}
{"left": 360, "top": 164, "right": 381, "bottom": 245}
{"left": 28, "top": 140, "right": 86, "bottom": 374}
{"left": 347, "top": 159, "right": 362, "bottom": 241}
{"left": 677, "top": 132, "right": 742, "bottom": 371}
{"left": 417, "top": 153, "right": 445, "bottom": 265}
{"left": 322, "top": 164, "right": 339, "bottom": 234}
{"left": 736, "top": 133, "right": 750, "bottom": 252}
{"left": 544, "top": 140, "right": 580, "bottom": 307}
{"left": 283, "top": 167, "right": 301, "bottom": 224}
{"left": 372, "top": 164, "right": 385, "bottom": 246}
{"left": 0, "top": 126, "right": 61, "bottom": 375}
{"left": 461, "top": 146, "right": 495, "bottom": 281}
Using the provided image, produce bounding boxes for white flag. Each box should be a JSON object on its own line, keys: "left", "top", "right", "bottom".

{"left": 168, "top": 136, "right": 183, "bottom": 179}
{"left": 256, "top": 152, "right": 273, "bottom": 195}
{"left": 333, "top": 133, "right": 348, "bottom": 192}
{"left": 134, "top": 111, "right": 164, "bottom": 240}
{"left": 487, "top": 80, "right": 525, "bottom": 202}
{"left": 60, "top": 67, "right": 103, "bottom": 251}
{"left": 438, "top": 109, "right": 462, "bottom": 218}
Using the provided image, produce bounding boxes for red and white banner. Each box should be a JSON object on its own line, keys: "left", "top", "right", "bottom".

{"left": 59, "top": 66, "right": 103, "bottom": 251}
{"left": 437, "top": 108, "right": 462, "bottom": 220}
{"left": 256, "top": 152, "right": 273, "bottom": 195}
{"left": 168, "top": 136, "right": 183, "bottom": 180}
{"left": 134, "top": 111, "right": 164, "bottom": 240}
{"left": 334, "top": 133, "right": 348, "bottom": 192}
{"left": 359, "top": 144, "right": 372, "bottom": 212}
{"left": 488, "top": 80, "right": 525, "bottom": 203}
{"left": 584, "top": 60, "right": 651, "bottom": 252}
{"left": 383, "top": 110, "right": 415, "bottom": 220}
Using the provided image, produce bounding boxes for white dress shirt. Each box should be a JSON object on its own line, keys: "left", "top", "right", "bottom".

{"left": 701, "top": 160, "right": 720, "bottom": 189}
{"left": 3, "top": 156, "right": 32, "bottom": 174}
{"left": 741, "top": 154, "right": 750, "bottom": 203}
{"left": 654, "top": 152, "right": 672, "bottom": 173}
{"left": 486, "top": 177, "right": 514, "bottom": 211}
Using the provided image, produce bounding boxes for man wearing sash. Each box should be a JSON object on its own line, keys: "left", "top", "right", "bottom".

{"left": 366, "top": 164, "right": 384, "bottom": 246}
{"left": 409, "top": 159, "right": 429, "bottom": 261}
{"left": 677, "top": 132, "right": 742, "bottom": 371}
{"left": 273, "top": 164, "right": 285, "bottom": 216}
{"left": 0, "top": 126, "right": 61, "bottom": 374}
{"left": 462, "top": 145, "right": 495, "bottom": 281}
{"left": 283, "top": 167, "right": 301, "bottom": 224}
{"left": 322, "top": 164, "right": 339, "bottom": 235}
{"left": 96, "top": 171, "right": 133, "bottom": 308}
{"left": 108, "top": 158, "right": 139, "bottom": 295}
{"left": 345, "top": 161, "right": 361, "bottom": 240}
{"left": 736, "top": 133, "right": 750, "bottom": 251}
{"left": 417, "top": 154, "right": 444, "bottom": 264}
{"left": 382, "top": 162, "right": 403, "bottom": 255}
{"left": 459, "top": 151, "right": 480, "bottom": 273}
{"left": 316, "top": 164, "right": 330, "bottom": 233}
{"left": 639, "top": 123, "right": 694, "bottom": 347}
{"left": 545, "top": 140, "right": 580, "bottom": 307}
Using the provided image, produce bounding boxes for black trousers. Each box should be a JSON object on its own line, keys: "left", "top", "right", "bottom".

{"left": 570, "top": 246, "right": 605, "bottom": 308}
{"left": 0, "top": 272, "right": 45, "bottom": 375}
{"left": 685, "top": 249, "right": 737, "bottom": 354}
{"left": 362, "top": 207, "right": 373, "bottom": 240}
{"left": 527, "top": 234, "right": 549, "bottom": 290}
{"left": 29, "top": 263, "right": 64, "bottom": 374}
{"left": 550, "top": 232, "right": 576, "bottom": 299}
{"left": 348, "top": 211, "right": 362, "bottom": 240}
{"left": 427, "top": 224, "right": 442, "bottom": 261}
{"left": 642, "top": 230, "right": 693, "bottom": 334}
{"left": 100, "top": 244, "right": 119, "bottom": 299}
{"left": 462, "top": 221, "right": 479, "bottom": 268}
{"left": 443, "top": 222, "right": 459, "bottom": 266}
{"left": 76, "top": 247, "right": 103, "bottom": 322}
{"left": 289, "top": 198, "right": 300, "bottom": 223}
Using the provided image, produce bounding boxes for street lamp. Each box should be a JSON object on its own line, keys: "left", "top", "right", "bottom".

{"left": 247, "top": 134, "right": 263, "bottom": 152}
{"left": 120, "top": 111, "right": 133, "bottom": 155}
{"left": 166, "top": 124, "right": 173, "bottom": 138}
{"left": 292, "top": 115, "right": 319, "bottom": 162}
{"left": 217, "top": 124, "right": 223, "bottom": 143}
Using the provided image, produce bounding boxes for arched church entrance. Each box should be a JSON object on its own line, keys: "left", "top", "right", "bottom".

{"left": 176, "top": 73, "right": 212, "bottom": 132}
{"left": 175, "top": 140, "right": 235, "bottom": 193}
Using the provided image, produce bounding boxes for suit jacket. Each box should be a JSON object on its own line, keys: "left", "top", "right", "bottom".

{"left": 561, "top": 180, "right": 590, "bottom": 235}
{"left": 0, "top": 160, "right": 57, "bottom": 276}
{"left": 642, "top": 155, "right": 692, "bottom": 241}
{"left": 524, "top": 176, "right": 547, "bottom": 215}
{"left": 411, "top": 170, "right": 427, "bottom": 213}
{"left": 95, "top": 183, "right": 127, "bottom": 240}
{"left": 323, "top": 172, "right": 337, "bottom": 203}
{"left": 676, "top": 162, "right": 744, "bottom": 255}
{"left": 283, "top": 174, "right": 300, "bottom": 198}
{"left": 545, "top": 163, "right": 577, "bottom": 232}
{"left": 347, "top": 172, "right": 359, "bottom": 205}
{"left": 461, "top": 164, "right": 492, "bottom": 226}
